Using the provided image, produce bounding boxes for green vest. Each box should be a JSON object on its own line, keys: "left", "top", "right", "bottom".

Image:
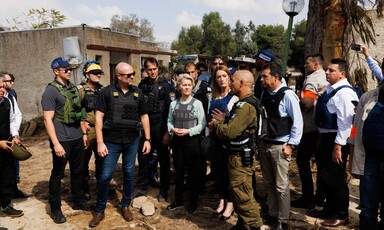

{"left": 49, "top": 81, "right": 86, "bottom": 124}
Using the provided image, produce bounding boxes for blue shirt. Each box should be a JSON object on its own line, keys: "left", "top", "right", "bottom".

{"left": 262, "top": 85, "right": 303, "bottom": 145}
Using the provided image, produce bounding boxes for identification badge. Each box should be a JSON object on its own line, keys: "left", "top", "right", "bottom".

{"left": 113, "top": 92, "right": 119, "bottom": 97}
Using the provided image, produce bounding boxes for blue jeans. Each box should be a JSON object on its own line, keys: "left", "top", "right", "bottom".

{"left": 359, "top": 155, "right": 384, "bottom": 230}
{"left": 96, "top": 137, "right": 139, "bottom": 213}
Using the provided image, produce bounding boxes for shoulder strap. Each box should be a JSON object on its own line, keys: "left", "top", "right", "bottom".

{"left": 192, "top": 79, "right": 202, "bottom": 97}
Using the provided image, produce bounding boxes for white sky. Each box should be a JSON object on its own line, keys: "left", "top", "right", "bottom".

{"left": 0, "top": 0, "right": 308, "bottom": 44}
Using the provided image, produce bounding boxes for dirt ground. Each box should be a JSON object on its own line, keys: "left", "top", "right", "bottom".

{"left": 0, "top": 129, "right": 360, "bottom": 230}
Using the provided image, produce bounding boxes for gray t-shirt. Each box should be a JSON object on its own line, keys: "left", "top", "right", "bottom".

{"left": 41, "top": 81, "right": 82, "bottom": 141}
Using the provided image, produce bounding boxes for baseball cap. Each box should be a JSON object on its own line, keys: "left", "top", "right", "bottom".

{"left": 252, "top": 50, "right": 275, "bottom": 62}
{"left": 228, "top": 66, "right": 237, "bottom": 75}
{"left": 51, "top": 57, "right": 70, "bottom": 69}
{"left": 85, "top": 63, "right": 104, "bottom": 74}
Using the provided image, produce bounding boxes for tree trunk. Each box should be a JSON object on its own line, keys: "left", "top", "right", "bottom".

{"left": 304, "top": 0, "right": 325, "bottom": 56}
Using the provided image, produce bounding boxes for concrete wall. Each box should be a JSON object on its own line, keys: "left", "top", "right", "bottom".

{"left": 0, "top": 26, "right": 172, "bottom": 121}
{"left": 349, "top": 10, "right": 384, "bottom": 91}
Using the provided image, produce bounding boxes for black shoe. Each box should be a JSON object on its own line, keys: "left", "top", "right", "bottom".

{"left": 291, "top": 196, "right": 315, "bottom": 209}
{"left": 273, "top": 221, "right": 288, "bottom": 230}
{"left": 13, "top": 190, "right": 32, "bottom": 199}
{"left": 51, "top": 209, "right": 66, "bottom": 224}
{"left": 157, "top": 191, "right": 167, "bottom": 202}
{"left": 220, "top": 210, "right": 234, "bottom": 221}
{"left": 263, "top": 214, "right": 278, "bottom": 226}
{"left": 167, "top": 201, "right": 184, "bottom": 211}
{"left": 0, "top": 205, "right": 24, "bottom": 217}
{"left": 188, "top": 203, "right": 198, "bottom": 214}
{"left": 306, "top": 208, "right": 330, "bottom": 219}
{"left": 73, "top": 201, "right": 91, "bottom": 211}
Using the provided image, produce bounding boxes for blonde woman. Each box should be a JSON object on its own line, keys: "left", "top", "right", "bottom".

{"left": 167, "top": 74, "right": 206, "bottom": 213}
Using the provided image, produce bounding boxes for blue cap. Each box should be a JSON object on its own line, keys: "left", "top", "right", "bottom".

{"left": 228, "top": 66, "right": 237, "bottom": 75}
{"left": 51, "top": 57, "right": 70, "bottom": 69}
{"left": 252, "top": 50, "right": 275, "bottom": 62}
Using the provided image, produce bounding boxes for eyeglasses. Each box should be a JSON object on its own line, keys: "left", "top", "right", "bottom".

{"left": 3, "top": 80, "right": 14, "bottom": 83}
{"left": 119, "top": 71, "right": 135, "bottom": 78}
{"left": 59, "top": 68, "right": 72, "bottom": 73}
{"left": 213, "top": 62, "right": 224, "bottom": 66}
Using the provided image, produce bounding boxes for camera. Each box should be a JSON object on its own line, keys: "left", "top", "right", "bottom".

{"left": 351, "top": 43, "right": 361, "bottom": 51}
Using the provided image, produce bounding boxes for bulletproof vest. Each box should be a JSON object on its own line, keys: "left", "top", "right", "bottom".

{"left": 140, "top": 78, "right": 166, "bottom": 116}
{"left": 362, "top": 101, "right": 384, "bottom": 152}
{"left": 0, "top": 98, "right": 11, "bottom": 140}
{"left": 173, "top": 98, "right": 197, "bottom": 129}
{"left": 224, "top": 95, "right": 258, "bottom": 150}
{"left": 103, "top": 85, "right": 141, "bottom": 130}
{"left": 79, "top": 83, "right": 101, "bottom": 112}
{"left": 49, "top": 81, "right": 85, "bottom": 124}
{"left": 315, "top": 85, "right": 354, "bottom": 129}
{"left": 261, "top": 87, "right": 292, "bottom": 138}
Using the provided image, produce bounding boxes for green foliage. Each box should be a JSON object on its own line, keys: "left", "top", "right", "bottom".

{"left": 110, "top": 14, "right": 155, "bottom": 42}
{"left": 253, "top": 24, "right": 286, "bottom": 62}
{"left": 6, "top": 8, "right": 66, "bottom": 30}
{"left": 171, "top": 26, "right": 203, "bottom": 53}
{"left": 288, "top": 20, "right": 307, "bottom": 69}
{"left": 200, "top": 12, "right": 234, "bottom": 56}
{"left": 232, "top": 20, "right": 258, "bottom": 57}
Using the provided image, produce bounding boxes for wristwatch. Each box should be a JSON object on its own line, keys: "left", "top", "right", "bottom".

{"left": 145, "top": 138, "right": 151, "bottom": 143}
{"left": 13, "top": 135, "right": 20, "bottom": 139}
{"left": 288, "top": 144, "right": 297, "bottom": 150}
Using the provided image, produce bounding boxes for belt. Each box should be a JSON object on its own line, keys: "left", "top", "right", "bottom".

{"left": 262, "top": 140, "right": 285, "bottom": 145}
{"left": 230, "top": 138, "right": 250, "bottom": 145}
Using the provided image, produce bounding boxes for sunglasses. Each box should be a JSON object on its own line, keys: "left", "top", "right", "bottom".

{"left": 3, "top": 80, "right": 14, "bottom": 83}
{"left": 119, "top": 71, "right": 135, "bottom": 78}
{"left": 213, "top": 62, "right": 224, "bottom": 66}
{"left": 58, "top": 68, "right": 72, "bottom": 73}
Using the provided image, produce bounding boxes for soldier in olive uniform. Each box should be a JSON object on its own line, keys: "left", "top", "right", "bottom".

{"left": 78, "top": 61, "right": 104, "bottom": 199}
{"left": 210, "top": 70, "right": 262, "bottom": 230}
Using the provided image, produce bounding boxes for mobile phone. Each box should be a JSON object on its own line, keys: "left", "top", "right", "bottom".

{"left": 351, "top": 44, "right": 361, "bottom": 51}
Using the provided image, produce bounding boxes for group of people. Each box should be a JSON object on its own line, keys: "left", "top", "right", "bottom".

{"left": 0, "top": 45, "right": 383, "bottom": 230}
{"left": 0, "top": 71, "right": 30, "bottom": 219}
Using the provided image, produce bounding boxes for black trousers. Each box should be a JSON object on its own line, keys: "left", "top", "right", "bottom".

{"left": 317, "top": 132, "right": 349, "bottom": 219}
{"left": 211, "top": 146, "right": 231, "bottom": 201}
{"left": 172, "top": 135, "right": 201, "bottom": 204}
{"left": 0, "top": 149, "right": 15, "bottom": 208}
{"left": 49, "top": 138, "right": 85, "bottom": 211}
{"left": 296, "top": 131, "right": 319, "bottom": 200}
{"left": 137, "top": 122, "right": 170, "bottom": 193}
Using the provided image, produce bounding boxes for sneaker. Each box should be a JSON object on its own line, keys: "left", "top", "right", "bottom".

{"left": 166, "top": 201, "right": 184, "bottom": 211}
{"left": 0, "top": 205, "right": 24, "bottom": 217}
{"left": 51, "top": 209, "right": 66, "bottom": 224}
{"left": 73, "top": 201, "right": 91, "bottom": 211}
{"left": 291, "top": 196, "right": 315, "bottom": 209}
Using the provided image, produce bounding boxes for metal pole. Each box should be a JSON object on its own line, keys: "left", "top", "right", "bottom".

{"left": 282, "top": 15, "right": 294, "bottom": 76}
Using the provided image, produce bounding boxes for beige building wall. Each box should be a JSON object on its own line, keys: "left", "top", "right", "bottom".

{"left": 0, "top": 26, "right": 173, "bottom": 121}
{"left": 349, "top": 10, "right": 384, "bottom": 91}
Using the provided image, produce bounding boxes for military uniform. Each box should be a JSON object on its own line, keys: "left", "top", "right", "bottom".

{"left": 214, "top": 93, "right": 263, "bottom": 229}
{"left": 78, "top": 82, "right": 103, "bottom": 196}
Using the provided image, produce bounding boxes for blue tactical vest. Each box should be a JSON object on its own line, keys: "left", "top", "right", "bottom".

{"left": 362, "top": 101, "right": 384, "bottom": 152}
{"left": 315, "top": 85, "right": 354, "bottom": 129}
